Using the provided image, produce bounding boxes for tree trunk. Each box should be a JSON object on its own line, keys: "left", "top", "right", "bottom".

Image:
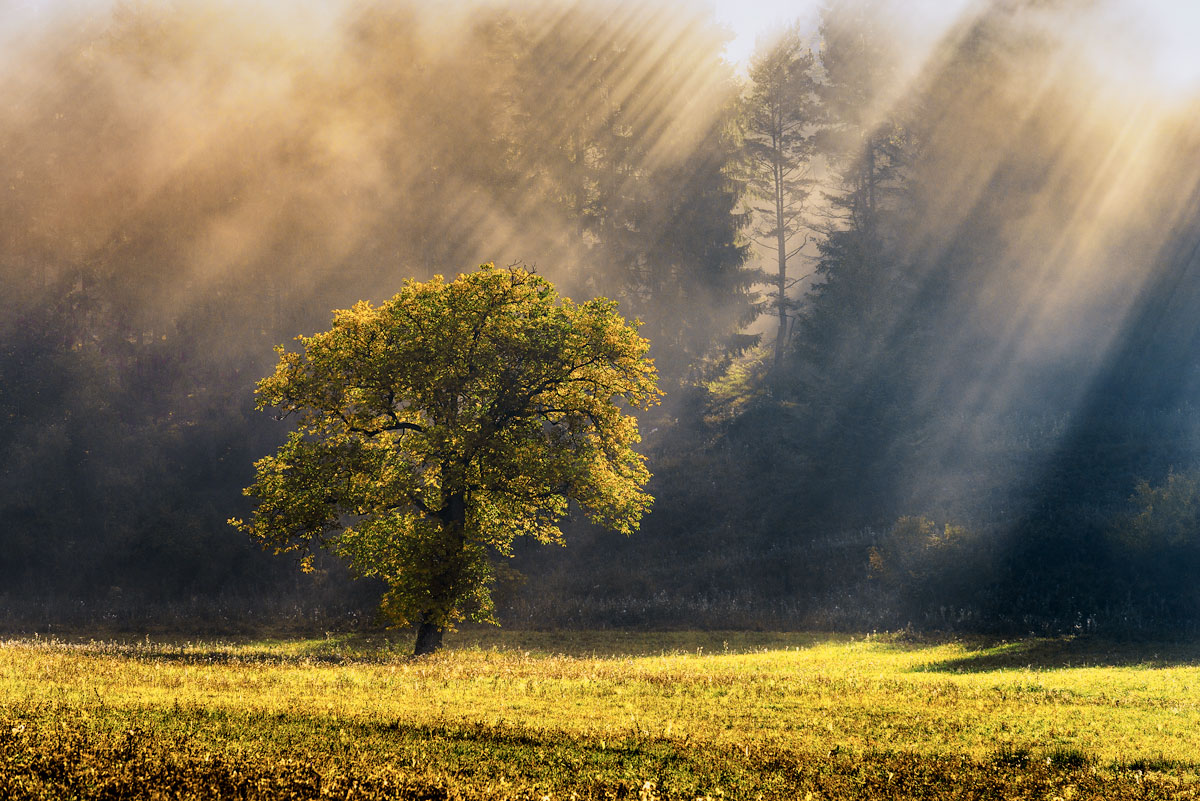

{"left": 411, "top": 486, "right": 466, "bottom": 657}
{"left": 413, "top": 615, "right": 444, "bottom": 656}
{"left": 773, "top": 154, "right": 788, "bottom": 380}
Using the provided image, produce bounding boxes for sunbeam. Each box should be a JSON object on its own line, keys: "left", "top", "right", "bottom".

{"left": 6, "top": 0, "right": 1200, "bottom": 644}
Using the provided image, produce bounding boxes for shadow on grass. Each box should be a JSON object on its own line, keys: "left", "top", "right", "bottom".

{"left": 0, "top": 638, "right": 402, "bottom": 667}
{"left": 6, "top": 702, "right": 1197, "bottom": 801}
{"left": 442, "top": 628, "right": 850, "bottom": 658}
{"left": 1, "top": 628, "right": 847, "bottom": 665}
{"left": 917, "top": 635, "right": 1200, "bottom": 673}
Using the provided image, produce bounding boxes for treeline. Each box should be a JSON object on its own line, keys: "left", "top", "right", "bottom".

{"left": 0, "top": 0, "right": 751, "bottom": 620}
{"left": 1, "top": 0, "right": 753, "bottom": 379}
{"left": 512, "top": 0, "right": 1200, "bottom": 634}
{"left": 3, "top": 0, "right": 1200, "bottom": 634}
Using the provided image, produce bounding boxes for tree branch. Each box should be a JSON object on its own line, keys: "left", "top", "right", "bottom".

{"left": 339, "top": 410, "right": 426, "bottom": 437}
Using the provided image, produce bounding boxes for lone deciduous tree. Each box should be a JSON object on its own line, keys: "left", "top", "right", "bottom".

{"left": 231, "top": 265, "right": 660, "bottom": 655}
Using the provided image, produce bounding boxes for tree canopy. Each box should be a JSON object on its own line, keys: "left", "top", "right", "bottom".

{"left": 231, "top": 264, "right": 660, "bottom": 653}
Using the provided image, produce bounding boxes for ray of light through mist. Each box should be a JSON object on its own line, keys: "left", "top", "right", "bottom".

{"left": 0, "top": 0, "right": 740, "bottom": 315}
{"left": 2, "top": 0, "right": 1200, "bottom": 538}
{"left": 878, "top": 1, "right": 1200, "bottom": 517}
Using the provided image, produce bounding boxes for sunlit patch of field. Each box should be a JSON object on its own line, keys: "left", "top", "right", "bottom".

{"left": 2, "top": 631, "right": 1199, "bottom": 799}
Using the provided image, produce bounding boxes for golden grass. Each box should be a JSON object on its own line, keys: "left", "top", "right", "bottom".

{"left": 2, "top": 630, "right": 1199, "bottom": 798}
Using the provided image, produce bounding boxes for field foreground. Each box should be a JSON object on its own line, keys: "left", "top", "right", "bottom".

{"left": 2, "top": 630, "right": 1200, "bottom": 799}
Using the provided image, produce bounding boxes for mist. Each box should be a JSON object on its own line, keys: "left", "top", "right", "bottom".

{"left": 1, "top": 0, "right": 740, "bottom": 346}
{"left": 876, "top": 0, "right": 1200, "bottom": 516}
{"left": 3, "top": 0, "right": 1200, "bottom": 634}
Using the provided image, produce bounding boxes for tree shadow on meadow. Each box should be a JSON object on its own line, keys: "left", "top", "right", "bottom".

{"left": 917, "top": 636, "right": 1200, "bottom": 673}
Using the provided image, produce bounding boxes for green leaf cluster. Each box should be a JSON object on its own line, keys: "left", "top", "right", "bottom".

{"left": 231, "top": 265, "right": 660, "bottom": 630}
{"left": 1122, "top": 468, "right": 1200, "bottom": 551}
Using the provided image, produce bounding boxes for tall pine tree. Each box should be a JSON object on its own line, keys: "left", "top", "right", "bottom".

{"left": 743, "top": 27, "right": 821, "bottom": 375}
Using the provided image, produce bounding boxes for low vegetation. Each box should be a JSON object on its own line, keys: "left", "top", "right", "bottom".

{"left": 3, "top": 631, "right": 1199, "bottom": 799}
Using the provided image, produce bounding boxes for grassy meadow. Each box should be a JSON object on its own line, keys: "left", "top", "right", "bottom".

{"left": 2, "top": 630, "right": 1200, "bottom": 799}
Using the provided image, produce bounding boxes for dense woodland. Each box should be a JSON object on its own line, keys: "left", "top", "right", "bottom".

{"left": 3, "top": 0, "right": 1200, "bottom": 634}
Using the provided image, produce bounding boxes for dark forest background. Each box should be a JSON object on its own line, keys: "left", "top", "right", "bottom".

{"left": 4, "top": 0, "right": 1200, "bottom": 635}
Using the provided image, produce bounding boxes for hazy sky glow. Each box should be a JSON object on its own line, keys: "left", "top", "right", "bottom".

{"left": 708, "top": 0, "right": 1200, "bottom": 98}
{"left": 708, "top": 0, "right": 981, "bottom": 68}
{"left": 10, "top": 0, "right": 1200, "bottom": 91}
{"left": 1095, "top": 1, "right": 1200, "bottom": 95}
{"left": 707, "top": 0, "right": 820, "bottom": 67}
